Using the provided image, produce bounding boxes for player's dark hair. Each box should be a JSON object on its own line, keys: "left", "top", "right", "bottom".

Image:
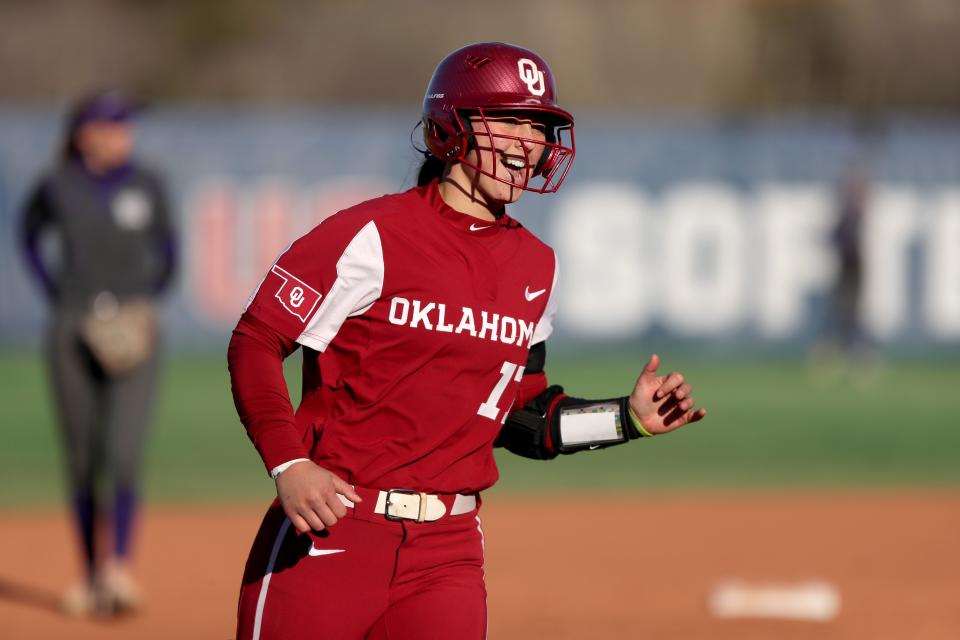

{"left": 416, "top": 154, "right": 446, "bottom": 187}
{"left": 62, "top": 118, "right": 82, "bottom": 161}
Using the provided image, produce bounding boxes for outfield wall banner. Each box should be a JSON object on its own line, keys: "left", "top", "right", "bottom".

{"left": 2, "top": 108, "right": 959, "bottom": 353}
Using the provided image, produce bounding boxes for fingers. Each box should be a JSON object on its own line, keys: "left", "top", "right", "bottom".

{"left": 663, "top": 406, "right": 708, "bottom": 432}
{"left": 287, "top": 494, "right": 343, "bottom": 534}
{"left": 633, "top": 354, "right": 662, "bottom": 403}
{"left": 642, "top": 353, "right": 660, "bottom": 377}
{"left": 675, "top": 407, "right": 706, "bottom": 428}
{"left": 310, "top": 499, "right": 343, "bottom": 528}
{"left": 302, "top": 508, "right": 330, "bottom": 532}
{"left": 671, "top": 383, "right": 693, "bottom": 401}
{"left": 287, "top": 513, "right": 312, "bottom": 535}
{"left": 309, "top": 478, "right": 353, "bottom": 523}
{"left": 286, "top": 506, "right": 326, "bottom": 534}
{"left": 655, "top": 371, "right": 684, "bottom": 400}
{"left": 635, "top": 358, "right": 708, "bottom": 434}
{"left": 661, "top": 405, "right": 688, "bottom": 429}
{"left": 322, "top": 492, "right": 348, "bottom": 520}
{"left": 651, "top": 388, "right": 707, "bottom": 430}
{"left": 277, "top": 465, "right": 361, "bottom": 534}
{"left": 332, "top": 476, "right": 363, "bottom": 504}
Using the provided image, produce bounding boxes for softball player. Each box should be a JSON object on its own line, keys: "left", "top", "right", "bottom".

{"left": 20, "top": 90, "right": 177, "bottom": 615}
{"left": 228, "top": 42, "right": 705, "bottom": 640}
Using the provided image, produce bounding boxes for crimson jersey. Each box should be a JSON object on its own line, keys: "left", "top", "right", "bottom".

{"left": 243, "top": 180, "right": 557, "bottom": 494}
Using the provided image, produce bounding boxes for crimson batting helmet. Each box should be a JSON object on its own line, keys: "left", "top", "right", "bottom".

{"left": 422, "top": 42, "right": 575, "bottom": 194}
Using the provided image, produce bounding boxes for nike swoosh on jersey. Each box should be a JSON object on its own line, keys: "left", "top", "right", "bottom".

{"left": 469, "top": 223, "right": 492, "bottom": 231}
{"left": 308, "top": 546, "right": 346, "bottom": 557}
{"left": 524, "top": 286, "right": 547, "bottom": 301}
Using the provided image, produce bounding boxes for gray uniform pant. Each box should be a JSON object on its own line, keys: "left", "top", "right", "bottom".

{"left": 47, "top": 311, "right": 157, "bottom": 494}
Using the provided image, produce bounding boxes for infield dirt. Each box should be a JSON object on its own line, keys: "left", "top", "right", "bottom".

{"left": 1, "top": 493, "right": 958, "bottom": 639}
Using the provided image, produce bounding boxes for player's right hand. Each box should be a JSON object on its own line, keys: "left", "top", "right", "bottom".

{"left": 274, "top": 461, "right": 362, "bottom": 534}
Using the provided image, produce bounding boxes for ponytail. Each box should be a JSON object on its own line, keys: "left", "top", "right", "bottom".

{"left": 417, "top": 154, "right": 446, "bottom": 187}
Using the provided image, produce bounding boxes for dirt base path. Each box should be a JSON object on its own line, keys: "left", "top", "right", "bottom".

{"left": 1, "top": 493, "right": 958, "bottom": 639}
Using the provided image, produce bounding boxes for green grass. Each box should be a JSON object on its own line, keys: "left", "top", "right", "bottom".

{"left": 1, "top": 351, "right": 958, "bottom": 507}
{"left": 499, "top": 356, "right": 960, "bottom": 493}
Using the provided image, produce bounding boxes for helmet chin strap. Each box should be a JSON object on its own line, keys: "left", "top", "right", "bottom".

{"left": 410, "top": 120, "right": 431, "bottom": 156}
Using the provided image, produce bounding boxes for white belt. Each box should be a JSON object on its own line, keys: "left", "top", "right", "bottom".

{"left": 338, "top": 489, "right": 477, "bottom": 523}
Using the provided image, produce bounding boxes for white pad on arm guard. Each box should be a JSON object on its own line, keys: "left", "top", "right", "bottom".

{"left": 497, "top": 386, "right": 641, "bottom": 460}
{"left": 558, "top": 402, "right": 626, "bottom": 448}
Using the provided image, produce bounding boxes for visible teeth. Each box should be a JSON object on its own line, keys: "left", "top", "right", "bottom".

{"left": 503, "top": 158, "right": 525, "bottom": 170}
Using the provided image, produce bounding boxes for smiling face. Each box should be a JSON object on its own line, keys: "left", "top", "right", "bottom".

{"left": 440, "top": 111, "right": 550, "bottom": 219}
{"left": 466, "top": 112, "right": 548, "bottom": 196}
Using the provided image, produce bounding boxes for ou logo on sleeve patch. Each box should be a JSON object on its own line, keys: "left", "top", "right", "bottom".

{"left": 271, "top": 265, "right": 321, "bottom": 322}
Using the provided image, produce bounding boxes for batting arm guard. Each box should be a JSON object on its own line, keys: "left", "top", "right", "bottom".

{"left": 498, "top": 386, "right": 649, "bottom": 460}
{"left": 495, "top": 343, "right": 650, "bottom": 460}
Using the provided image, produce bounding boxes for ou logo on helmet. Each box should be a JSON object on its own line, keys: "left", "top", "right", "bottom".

{"left": 517, "top": 58, "right": 545, "bottom": 96}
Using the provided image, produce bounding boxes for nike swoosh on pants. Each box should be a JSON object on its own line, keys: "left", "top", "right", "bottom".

{"left": 308, "top": 546, "right": 346, "bottom": 557}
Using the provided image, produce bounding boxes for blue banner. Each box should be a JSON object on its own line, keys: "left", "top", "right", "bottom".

{"left": 2, "top": 108, "right": 959, "bottom": 353}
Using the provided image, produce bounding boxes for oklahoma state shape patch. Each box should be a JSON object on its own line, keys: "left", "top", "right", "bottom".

{"left": 271, "top": 265, "right": 321, "bottom": 322}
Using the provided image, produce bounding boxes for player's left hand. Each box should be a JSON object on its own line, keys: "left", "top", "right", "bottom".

{"left": 627, "top": 353, "right": 707, "bottom": 435}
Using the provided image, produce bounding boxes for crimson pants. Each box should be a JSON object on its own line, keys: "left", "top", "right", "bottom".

{"left": 237, "top": 499, "right": 486, "bottom": 640}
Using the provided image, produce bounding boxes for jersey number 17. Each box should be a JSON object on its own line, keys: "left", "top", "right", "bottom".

{"left": 477, "top": 361, "right": 525, "bottom": 424}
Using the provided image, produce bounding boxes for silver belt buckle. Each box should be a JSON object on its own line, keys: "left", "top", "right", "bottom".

{"left": 384, "top": 489, "right": 426, "bottom": 522}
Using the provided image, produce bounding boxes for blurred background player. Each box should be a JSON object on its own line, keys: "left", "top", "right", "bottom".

{"left": 18, "top": 89, "right": 177, "bottom": 616}
{"left": 810, "top": 153, "right": 880, "bottom": 386}
{"left": 830, "top": 161, "right": 867, "bottom": 347}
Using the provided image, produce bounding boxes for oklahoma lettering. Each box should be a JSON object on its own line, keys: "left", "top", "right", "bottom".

{"left": 388, "top": 296, "right": 535, "bottom": 347}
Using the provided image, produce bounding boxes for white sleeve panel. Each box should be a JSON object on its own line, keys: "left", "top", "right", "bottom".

{"left": 531, "top": 250, "right": 559, "bottom": 345}
{"left": 296, "top": 221, "right": 384, "bottom": 352}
